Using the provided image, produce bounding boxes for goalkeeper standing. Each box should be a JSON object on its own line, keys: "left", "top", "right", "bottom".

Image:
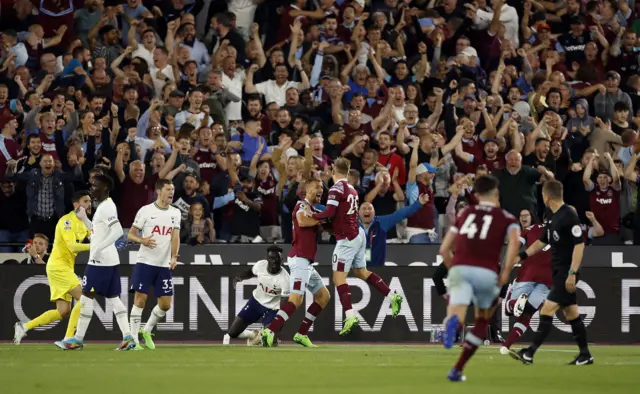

{"left": 14, "top": 191, "right": 93, "bottom": 345}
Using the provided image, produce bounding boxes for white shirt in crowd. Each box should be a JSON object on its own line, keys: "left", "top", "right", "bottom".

{"left": 474, "top": 4, "right": 520, "bottom": 48}
{"left": 251, "top": 259, "right": 290, "bottom": 309}
{"left": 89, "top": 198, "right": 120, "bottom": 266}
{"left": 181, "top": 40, "right": 211, "bottom": 70}
{"left": 174, "top": 110, "right": 214, "bottom": 130}
{"left": 222, "top": 70, "right": 246, "bottom": 121}
{"left": 255, "top": 80, "right": 301, "bottom": 107}
{"left": 228, "top": 0, "right": 259, "bottom": 35}
{"left": 150, "top": 64, "right": 175, "bottom": 99}
{"left": 132, "top": 46, "right": 155, "bottom": 70}
{"left": 132, "top": 202, "right": 182, "bottom": 268}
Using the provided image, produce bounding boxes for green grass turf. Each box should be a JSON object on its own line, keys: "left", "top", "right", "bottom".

{"left": 0, "top": 344, "right": 638, "bottom": 394}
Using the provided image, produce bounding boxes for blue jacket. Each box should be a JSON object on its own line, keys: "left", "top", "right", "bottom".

{"left": 360, "top": 201, "right": 424, "bottom": 266}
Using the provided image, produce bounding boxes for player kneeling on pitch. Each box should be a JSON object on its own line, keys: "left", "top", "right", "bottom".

{"left": 127, "top": 179, "right": 182, "bottom": 350}
{"left": 224, "top": 246, "right": 290, "bottom": 346}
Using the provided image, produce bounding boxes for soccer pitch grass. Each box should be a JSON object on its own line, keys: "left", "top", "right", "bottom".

{"left": 0, "top": 344, "right": 637, "bottom": 394}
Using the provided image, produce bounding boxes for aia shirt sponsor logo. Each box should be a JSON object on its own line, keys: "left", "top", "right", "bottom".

{"left": 151, "top": 226, "right": 173, "bottom": 236}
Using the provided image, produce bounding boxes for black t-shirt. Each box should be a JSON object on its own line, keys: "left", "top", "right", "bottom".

{"left": 232, "top": 191, "right": 262, "bottom": 237}
{"left": 540, "top": 204, "right": 584, "bottom": 272}
{"left": 372, "top": 189, "right": 398, "bottom": 239}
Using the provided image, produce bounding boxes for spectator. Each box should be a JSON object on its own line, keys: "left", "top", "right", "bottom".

{"left": 364, "top": 169, "right": 405, "bottom": 240}
{"left": 173, "top": 173, "right": 211, "bottom": 221}
{"left": 5, "top": 153, "right": 80, "bottom": 240}
{"left": 584, "top": 152, "right": 622, "bottom": 244}
{"left": 594, "top": 71, "right": 633, "bottom": 122}
{"left": 0, "top": 179, "right": 29, "bottom": 252}
{"left": 495, "top": 150, "right": 553, "bottom": 220}
{"left": 21, "top": 234, "right": 49, "bottom": 264}
{"left": 180, "top": 201, "right": 215, "bottom": 245}
{"left": 230, "top": 118, "right": 267, "bottom": 165}
{"left": 406, "top": 143, "right": 438, "bottom": 244}
{"left": 229, "top": 170, "right": 263, "bottom": 243}
{"left": 175, "top": 87, "right": 214, "bottom": 130}
{"left": 245, "top": 62, "right": 311, "bottom": 107}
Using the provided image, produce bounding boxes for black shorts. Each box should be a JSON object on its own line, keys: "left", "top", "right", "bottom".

{"left": 499, "top": 283, "right": 509, "bottom": 299}
{"left": 546, "top": 272, "right": 580, "bottom": 307}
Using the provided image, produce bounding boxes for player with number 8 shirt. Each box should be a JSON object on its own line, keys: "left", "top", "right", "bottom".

{"left": 439, "top": 175, "right": 521, "bottom": 382}
{"left": 127, "top": 179, "right": 182, "bottom": 350}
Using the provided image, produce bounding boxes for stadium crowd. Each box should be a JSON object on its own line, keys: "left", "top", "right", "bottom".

{"left": 1, "top": 0, "right": 640, "bottom": 252}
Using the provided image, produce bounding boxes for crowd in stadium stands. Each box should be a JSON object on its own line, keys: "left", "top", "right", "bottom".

{"left": 2, "top": 0, "right": 640, "bottom": 254}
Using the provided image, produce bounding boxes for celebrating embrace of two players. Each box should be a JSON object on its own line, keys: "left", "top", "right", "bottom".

{"left": 440, "top": 175, "right": 591, "bottom": 383}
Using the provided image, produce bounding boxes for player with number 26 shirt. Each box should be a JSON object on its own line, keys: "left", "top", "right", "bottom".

{"left": 309, "top": 158, "right": 366, "bottom": 336}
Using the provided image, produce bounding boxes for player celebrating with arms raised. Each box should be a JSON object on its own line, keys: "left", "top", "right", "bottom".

{"left": 440, "top": 175, "right": 521, "bottom": 382}
{"left": 304, "top": 158, "right": 401, "bottom": 336}
{"left": 127, "top": 179, "right": 181, "bottom": 350}
{"left": 225, "top": 245, "right": 290, "bottom": 345}
{"left": 261, "top": 179, "right": 331, "bottom": 348}
{"left": 59, "top": 175, "right": 135, "bottom": 350}
{"left": 14, "top": 191, "right": 92, "bottom": 345}
{"left": 507, "top": 180, "right": 593, "bottom": 365}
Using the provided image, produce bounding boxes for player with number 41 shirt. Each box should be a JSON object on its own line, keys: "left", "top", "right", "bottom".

{"left": 439, "top": 175, "right": 521, "bottom": 382}
{"left": 305, "top": 158, "right": 402, "bottom": 336}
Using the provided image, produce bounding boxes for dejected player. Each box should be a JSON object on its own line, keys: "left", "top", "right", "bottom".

{"left": 303, "top": 158, "right": 367, "bottom": 336}
{"left": 225, "top": 246, "right": 290, "bottom": 345}
{"left": 506, "top": 180, "right": 593, "bottom": 365}
{"left": 261, "top": 179, "right": 331, "bottom": 347}
{"left": 439, "top": 175, "right": 521, "bottom": 382}
{"left": 58, "top": 175, "right": 135, "bottom": 350}
{"left": 14, "top": 191, "right": 93, "bottom": 345}
{"left": 500, "top": 209, "right": 552, "bottom": 354}
{"left": 127, "top": 179, "right": 182, "bottom": 350}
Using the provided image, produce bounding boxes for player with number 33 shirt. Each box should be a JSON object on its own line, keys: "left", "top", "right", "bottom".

{"left": 127, "top": 179, "right": 182, "bottom": 350}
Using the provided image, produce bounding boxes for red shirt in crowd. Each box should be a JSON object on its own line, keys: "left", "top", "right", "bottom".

{"left": 589, "top": 187, "right": 620, "bottom": 234}
{"left": 118, "top": 173, "right": 159, "bottom": 228}
{"left": 377, "top": 151, "right": 406, "bottom": 186}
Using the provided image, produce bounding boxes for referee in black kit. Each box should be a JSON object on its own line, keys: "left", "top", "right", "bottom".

{"left": 503, "top": 180, "right": 594, "bottom": 365}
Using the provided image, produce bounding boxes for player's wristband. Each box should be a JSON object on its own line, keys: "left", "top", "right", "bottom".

{"left": 518, "top": 251, "right": 528, "bottom": 261}
{"left": 568, "top": 269, "right": 577, "bottom": 275}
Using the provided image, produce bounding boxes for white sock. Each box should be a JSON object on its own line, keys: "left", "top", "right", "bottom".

{"left": 345, "top": 309, "right": 356, "bottom": 319}
{"left": 107, "top": 297, "right": 131, "bottom": 339}
{"left": 223, "top": 334, "right": 231, "bottom": 345}
{"left": 144, "top": 305, "right": 166, "bottom": 333}
{"left": 74, "top": 295, "right": 94, "bottom": 341}
{"left": 129, "top": 305, "right": 144, "bottom": 344}
{"left": 386, "top": 291, "right": 396, "bottom": 302}
{"left": 237, "top": 330, "right": 256, "bottom": 340}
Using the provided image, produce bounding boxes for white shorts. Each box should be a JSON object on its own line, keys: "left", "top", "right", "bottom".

{"left": 332, "top": 227, "right": 366, "bottom": 273}
{"left": 508, "top": 281, "right": 550, "bottom": 310}
{"left": 448, "top": 265, "right": 499, "bottom": 309}
{"left": 287, "top": 256, "right": 324, "bottom": 295}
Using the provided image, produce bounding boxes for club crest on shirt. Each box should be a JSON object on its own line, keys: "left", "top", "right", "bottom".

{"left": 553, "top": 231, "right": 560, "bottom": 241}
